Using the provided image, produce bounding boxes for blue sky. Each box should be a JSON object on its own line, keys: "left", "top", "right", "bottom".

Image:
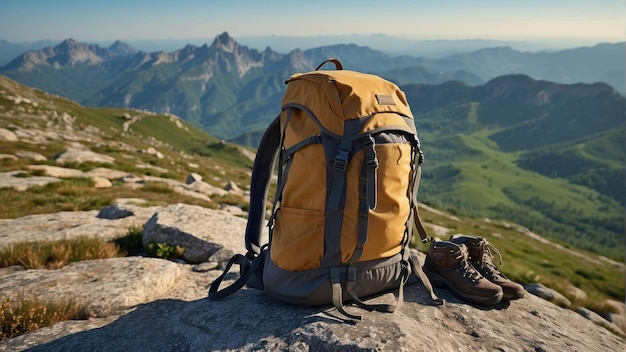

{"left": 0, "top": 0, "right": 623, "bottom": 42}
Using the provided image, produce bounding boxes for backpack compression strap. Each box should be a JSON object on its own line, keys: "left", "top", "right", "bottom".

{"left": 408, "top": 147, "right": 444, "bottom": 305}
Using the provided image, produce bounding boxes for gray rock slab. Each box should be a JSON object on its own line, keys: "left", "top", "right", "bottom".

{"left": 15, "top": 150, "right": 47, "bottom": 161}
{"left": 1, "top": 284, "right": 623, "bottom": 352}
{"left": 0, "top": 127, "right": 18, "bottom": 141}
{"left": 0, "top": 257, "right": 182, "bottom": 318}
{"left": 85, "top": 167, "right": 131, "bottom": 180}
{"left": 0, "top": 205, "right": 160, "bottom": 246}
{"left": 187, "top": 180, "right": 228, "bottom": 197}
{"left": 0, "top": 171, "right": 60, "bottom": 191}
{"left": 0, "top": 154, "right": 18, "bottom": 160}
{"left": 142, "top": 204, "right": 249, "bottom": 263}
{"left": 27, "top": 165, "right": 85, "bottom": 178}
{"left": 54, "top": 148, "right": 115, "bottom": 165}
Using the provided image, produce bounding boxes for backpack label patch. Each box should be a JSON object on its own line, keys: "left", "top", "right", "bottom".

{"left": 375, "top": 94, "right": 396, "bottom": 105}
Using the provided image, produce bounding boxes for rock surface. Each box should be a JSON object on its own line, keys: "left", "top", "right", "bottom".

{"left": 0, "top": 203, "right": 623, "bottom": 351}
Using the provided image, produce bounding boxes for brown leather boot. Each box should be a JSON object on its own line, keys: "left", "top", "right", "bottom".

{"left": 450, "top": 234, "right": 525, "bottom": 300}
{"left": 423, "top": 238, "right": 503, "bottom": 305}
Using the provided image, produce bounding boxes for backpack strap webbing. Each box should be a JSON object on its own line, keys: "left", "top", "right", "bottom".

{"left": 408, "top": 148, "right": 445, "bottom": 305}
{"left": 409, "top": 251, "right": 444, "bottom": 305}
{"left": 209, "top": 116, "right": 281, "bottom": 301}
{"left": 208, "top": 251, "right": 264, "bottom": 300}
{"left": 332, "top": 134, "right": 409, "bottom": 319}
{"left": 412, "top": 166, "right": 430, "bottom": 243}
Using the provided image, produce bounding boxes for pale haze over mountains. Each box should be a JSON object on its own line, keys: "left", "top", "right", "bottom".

{"left": 1, "top": 1, "right": 622, "bottom": 69}
{"left": 1, "top": 0, "right": 622, "bottom": 44}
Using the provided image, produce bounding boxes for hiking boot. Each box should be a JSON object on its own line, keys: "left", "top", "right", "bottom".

{"left": 423, "top": 238, "right": 503, "bottom": 305}
{"left": 450, "top": 234, "right": 525, "bottom": 300}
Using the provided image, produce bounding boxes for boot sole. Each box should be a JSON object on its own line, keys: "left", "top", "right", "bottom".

{"left": 424, "top": 269, "right": 503, "bottom": 305}
{"left": 503, "top": 290, "right": 525, "bottom": 300}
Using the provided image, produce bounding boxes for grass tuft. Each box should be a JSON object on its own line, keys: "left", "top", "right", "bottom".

{"left": 0, "top": 237, "right": 121, "bottom": 269}
{"left": 0, "top": 293, "right": 88, "bottom": 341}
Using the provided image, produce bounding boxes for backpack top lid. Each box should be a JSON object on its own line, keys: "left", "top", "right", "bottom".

{"left": 283, "top": 69, "right": 414, "bottom": 137}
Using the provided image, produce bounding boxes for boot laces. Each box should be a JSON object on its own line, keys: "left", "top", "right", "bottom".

{"left": 477, "top": 240, "right": 505, "bottom": 280}
{"left": 455, "top": 245, "right": 482, "bottom": 282}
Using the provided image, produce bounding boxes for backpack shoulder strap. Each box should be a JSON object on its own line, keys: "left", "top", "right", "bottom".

{"left": 245, "top": 114, "right": 281, "bottom": 254}
{"left": 208, "top": 116, "right": 280, "bottom": 301}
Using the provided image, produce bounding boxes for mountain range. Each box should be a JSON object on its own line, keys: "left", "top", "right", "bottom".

{"left": 0, "top": 32, "right": 623, "bottom": 141}
{"left": 0, "top": 32, "right": 623, "bottom": 261}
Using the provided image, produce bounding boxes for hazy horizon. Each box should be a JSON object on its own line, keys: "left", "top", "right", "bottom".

{"left": 1, "top": 0, "right": 623, "bottom": 45}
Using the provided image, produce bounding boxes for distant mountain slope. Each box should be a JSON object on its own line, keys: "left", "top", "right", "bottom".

{"left": 516, "top": 128, "right": 624, "bottom": 204}
{"left": 409, "top": 43, "right": 625, "bottom": 94}
{"left": 402, "top": 76, "right": 624, "bottom": 260}
{"left": 405, "top": 75, "right": 624, "bottom": 198}
{"left": 0, "top": 73, "right": 219, "bottom": 155}
{"left": 0, "top": 39, "right": 57, "bottom": 67}
{"left": 405, "top": 75, "right": 624, "bottom": 150}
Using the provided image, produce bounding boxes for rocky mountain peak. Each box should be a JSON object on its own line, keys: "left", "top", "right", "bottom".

{"left": 56, "top": 38, "right": 80, "bottom": 49}
{"left": 211, "top": 31, "right": 237, "bottom": 53}
{"left": 286, "top": 49, "right": 311, "bottom": 71}
{"left": 108, "top": 40, "right": 137, "bottom": 56}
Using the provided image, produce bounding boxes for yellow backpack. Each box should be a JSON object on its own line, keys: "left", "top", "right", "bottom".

{"left": 210, "top": 59, "right": 441, "bottom": 319}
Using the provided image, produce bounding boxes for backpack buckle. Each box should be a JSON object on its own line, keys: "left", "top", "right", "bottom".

{"left": 417, "top": 150, "right": 424, "bottom": 165}
{"left": 366, "top": 157, "right": 379, "bottom": 169}
{"left": 363, "top": 135, "right": 378, "bottom": 169}
{"left": 333, "top": 148, "right": 350, "bottom": 170}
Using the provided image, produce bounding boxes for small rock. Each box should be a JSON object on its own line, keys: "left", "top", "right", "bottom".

{"left": 225, "top": 181, "right": 242, "bottom": 193}
{"left": 525, "top": 282, "right": 572, "bottom": 308}
{"left": 566, "top": 285, "right": 587, "bottom": 301}
{"left": 186, "top": 172, "right": 202, "bottom": 184}
{"left": 15, "top": 150, "right": 47, "bottom": 161}
{"left": 0, "top": 154, "right": 18, "bottom": 161}
{"left": 220, "top": 204, "right": 244, "bottom": 216}
{"left": 92, "top": 176, "right": 112, "bottom": 188}
{"left": 97, "top": 204, "right": 135, "bottom": 220}
{"left": 0, "top": 128, "right": 18, "bottom": 142}
{"left": 86, "top": 167, "right": 130, "bottom": 180}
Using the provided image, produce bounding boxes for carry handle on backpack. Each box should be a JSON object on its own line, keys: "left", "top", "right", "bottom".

{"left": 315, "top": 58, "right": 343, "bottom": 71}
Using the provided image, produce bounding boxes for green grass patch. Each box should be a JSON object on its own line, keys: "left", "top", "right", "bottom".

{"left": 142, "top": 181, "right": 175, "bottom": 194}
{"left": 213, "top": 193, "right": 249, "bottom": 212}
{"left": 112, "top": 227, "right": 144, "bottom": 256}
{"left": 192, "top": 143, "right": 254, "bottom": 168}
{"left": 145, "top": 242, "right": 185, "bottom": 260}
